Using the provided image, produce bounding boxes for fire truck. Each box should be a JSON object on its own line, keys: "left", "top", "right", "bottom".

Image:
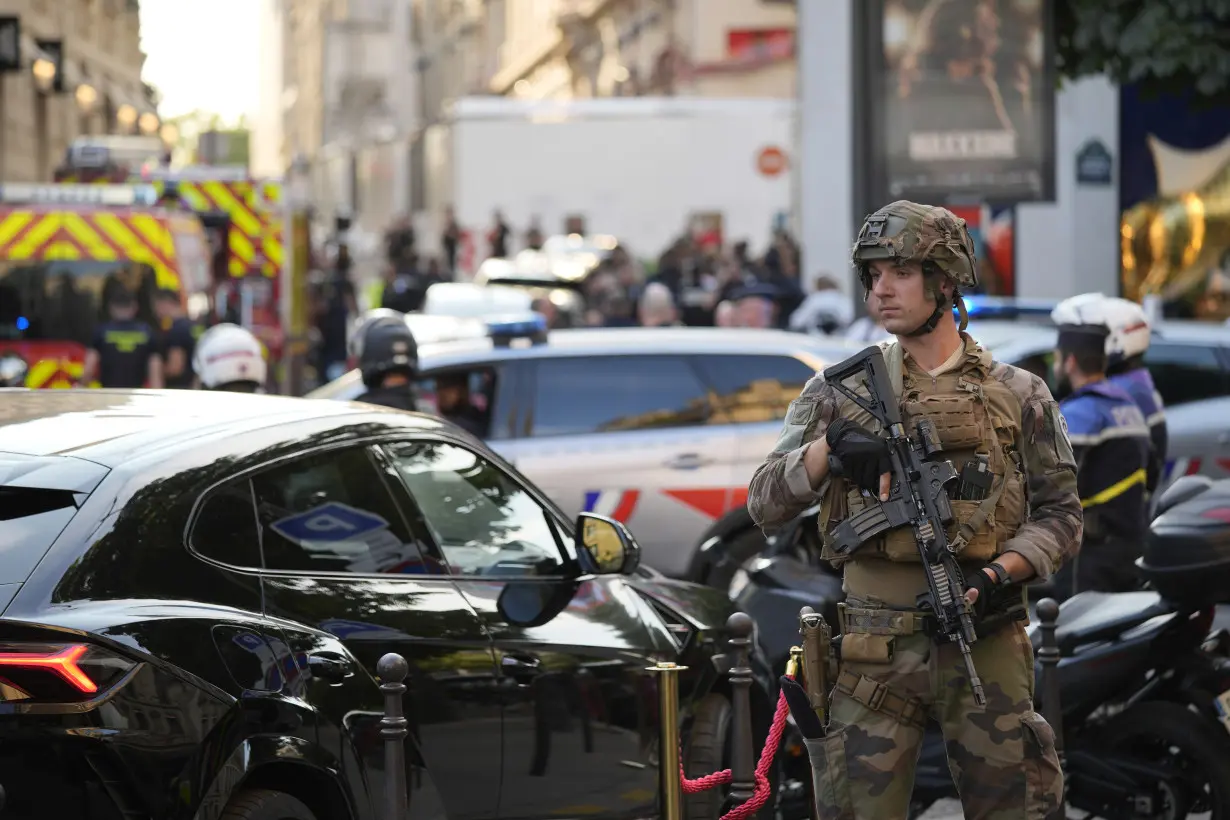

{"left": 0, "top": 182, "right": 212, "bottom": 388}
{"left": 53, "top": 137, "right": 288, "bottom": 362}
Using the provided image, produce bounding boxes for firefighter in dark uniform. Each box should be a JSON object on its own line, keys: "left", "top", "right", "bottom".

{"left": 353, "top": 314, "right": 422, "bottom": 411}
{"left": 1051, "top": 322, "right": 1152, "bottom": 600}
{"left": 154, "top": 288, "right": 205, "bottom": 389}
{"left": 83, "top": 287, "right": 163, "bottom": 389}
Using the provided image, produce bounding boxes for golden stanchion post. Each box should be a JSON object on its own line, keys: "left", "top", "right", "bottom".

{"left": 648, "top": 660, "right": 688, "bottom": 820}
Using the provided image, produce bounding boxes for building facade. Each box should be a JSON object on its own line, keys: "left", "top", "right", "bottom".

{"left": 271, "top": 0, "right": 796, "bottom": 271}
{"left": 483, "top": 0, "right": 796, "bottom": 103}
{"left": 0, "top": 0, "right": 156, "bottom": 182}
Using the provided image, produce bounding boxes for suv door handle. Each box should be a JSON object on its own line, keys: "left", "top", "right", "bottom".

{"left": 500, "top": 652, "right": 542, "bottom": 680}
{"left": 307, "top": 652, "right": 353, "bottom": 684}
{"left": 664, "top": 452, "right": 713, "bottom": 470}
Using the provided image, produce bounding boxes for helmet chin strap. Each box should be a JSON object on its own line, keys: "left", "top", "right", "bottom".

{"left": 902, "top": 291, "right": 968, "bottom": 337}
{"left": 903, "top": 293, "right": 947, "bottom": 337}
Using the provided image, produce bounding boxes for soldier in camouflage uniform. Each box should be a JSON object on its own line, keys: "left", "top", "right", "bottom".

{"left": 749, "top": 201, "right": 1081, "bottom": 820}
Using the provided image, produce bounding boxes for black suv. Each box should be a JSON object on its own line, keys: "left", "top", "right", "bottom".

{"left": 0, "top": 389, "right": 774, "bottom": 820}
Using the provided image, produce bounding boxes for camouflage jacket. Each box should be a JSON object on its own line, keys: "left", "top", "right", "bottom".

{"left": 747, "top": 335, "right": 1083, "bottom": 588}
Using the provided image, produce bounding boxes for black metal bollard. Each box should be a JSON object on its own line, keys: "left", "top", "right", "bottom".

{"left": 378, "top": 652, "right": 410, "bottom": 820}
{"left": 1036, "top": 598, "right": 1065, "bottom": 765}
{"left": 726, "top": 612, "right": 756, "bottom": 809}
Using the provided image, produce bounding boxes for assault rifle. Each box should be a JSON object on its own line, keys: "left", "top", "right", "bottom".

{"left": 822, "top": 345, "right": 986, "bottom": 706}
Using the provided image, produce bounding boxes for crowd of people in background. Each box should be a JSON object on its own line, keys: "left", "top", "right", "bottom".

{"left": 303, "top": 208, "right": 882, "bottom": 384}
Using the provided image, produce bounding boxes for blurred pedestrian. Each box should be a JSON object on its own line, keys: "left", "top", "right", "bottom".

{"left": 441, "top": 206, "right": 461, "bottom": 273}
{"left": 382, "top": 252, "right": 429, "bottom": 314}
{"left": 731, "top": 284, "right": 778, "bottom": 328}
{"left": 314, "top": 245, "right": 357, "bottom": 382}
{"left": 789, "top": 275, "right": 855, "bottom": 335}
{"left": 525, "top": 216, "right": 545, "bottom": 251}
{"left": 386, "top": 215, "right": 416, "bottom": 266}
{"left": 638, "top": 282, "right": 681, "bottom": 327}
{"left": 714, "top": 300, "right": 736, "bottom": 328}
{"left": 153, "top": 288, "right": 204, "bottom": 388}
{"left": 489, "top": 210, "right": 511, "bottom": 259}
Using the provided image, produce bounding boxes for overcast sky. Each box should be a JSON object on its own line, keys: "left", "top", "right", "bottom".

{"left": 139, "top": 0, "right": 263, "bottom": 123}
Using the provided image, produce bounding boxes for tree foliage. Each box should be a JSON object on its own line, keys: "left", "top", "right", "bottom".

{"left": 1055, "top": 0, "right": 1230, "bottom": 103}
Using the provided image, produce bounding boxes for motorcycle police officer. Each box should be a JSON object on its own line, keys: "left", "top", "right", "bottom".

{"left": 351, "top": 311, "right": 423, "bottom": 411}
{"left": 1051, "top": 293, "right": 1167, "bottom": 495}
{"left": 748, "top": 201, "right": 1079, "bottom": 819}
{"left": 1049, "top": 320, "right": 1151, "bottom": 600}
{"left": 193, "top": 323, "right": 268, "bottom": 393}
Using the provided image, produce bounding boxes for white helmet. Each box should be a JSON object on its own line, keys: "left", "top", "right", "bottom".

{"left": 193, "top": 323, "right": 268, "bottom": 390}
{"left": 1051, "top": 293, "right": 1152, "bottom": 364}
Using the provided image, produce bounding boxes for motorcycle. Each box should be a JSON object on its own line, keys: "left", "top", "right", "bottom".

{"left": 723, "top": 475, "right": 1230, "bottom": 820}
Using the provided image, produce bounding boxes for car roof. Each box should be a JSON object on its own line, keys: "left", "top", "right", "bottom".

{"left": 418, "top": 327, "right": 864, "bottom": 367}
{"left": 966, "top": 318, "right": 1230, "bottom": 357}
{"left": 0, "top": 388, "right": 448, "bottom": 466}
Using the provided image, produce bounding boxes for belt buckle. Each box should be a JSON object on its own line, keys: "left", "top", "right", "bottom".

{"left": 853, "top": 676, "right": 887, "bottom": 711}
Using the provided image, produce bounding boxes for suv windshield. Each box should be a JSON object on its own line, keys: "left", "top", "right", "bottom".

{"left": 0, "top": 260, "right": 160, "bottom": 345}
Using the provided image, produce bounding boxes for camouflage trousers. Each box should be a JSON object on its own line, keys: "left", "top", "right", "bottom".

{"left": 805, "top": 599, "right": 1064, "bottom": 820}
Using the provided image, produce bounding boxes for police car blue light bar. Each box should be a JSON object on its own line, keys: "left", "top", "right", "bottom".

{"left": 485, "top": 312, "right": 549, "bottom": 345}
{"left": 960, "top": 296, "right": 1058, "bottom": 321}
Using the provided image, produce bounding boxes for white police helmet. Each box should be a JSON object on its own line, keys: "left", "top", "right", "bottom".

{"left": 1051, "top": 293, "right": 1152, "bottom": 365}
{"left": 193, "top": 323, "right": 267, "bottom": 390}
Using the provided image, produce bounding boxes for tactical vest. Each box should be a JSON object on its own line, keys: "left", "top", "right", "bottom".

{"left": 818, "top": 341, "right": 1028, "bottom": 565}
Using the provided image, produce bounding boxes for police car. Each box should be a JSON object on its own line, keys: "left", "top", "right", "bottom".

{"left": 308, "top": 316, "right": 863, "bottom": 577}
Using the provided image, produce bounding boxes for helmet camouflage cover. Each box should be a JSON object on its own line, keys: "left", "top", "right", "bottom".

{"left": 851, "top": 200, "right": 979, "bottom": 292}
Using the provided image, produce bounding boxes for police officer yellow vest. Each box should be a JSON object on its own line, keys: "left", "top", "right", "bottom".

{"left": 818, "top": 339, "right": 1028, "bottom": 565}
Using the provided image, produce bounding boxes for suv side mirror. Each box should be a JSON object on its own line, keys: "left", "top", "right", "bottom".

{"left": 576, "top": 512, "right": 641, "bottom": 575}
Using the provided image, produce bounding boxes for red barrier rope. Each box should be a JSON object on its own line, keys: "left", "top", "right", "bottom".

{"left": 677, "top": 674, "right": 795, "bottom": 820}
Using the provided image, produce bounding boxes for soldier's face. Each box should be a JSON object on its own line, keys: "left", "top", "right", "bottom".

{"left": 868, "top": 260, "right": 930, "bottom": 334}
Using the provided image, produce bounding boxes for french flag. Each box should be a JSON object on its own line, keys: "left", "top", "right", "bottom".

{"left": 1162, "top": 458, "right": 1202, "bottom": 486}
{"left": 583, "top": 489, "right": 640, "bottom": 523}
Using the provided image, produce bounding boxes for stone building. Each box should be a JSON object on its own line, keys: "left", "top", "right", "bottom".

{"left": 0, "top": 0, "right": 157, "bottom": 182}
{"left": 483, "top": 0, "right": 796, "bottom": 103}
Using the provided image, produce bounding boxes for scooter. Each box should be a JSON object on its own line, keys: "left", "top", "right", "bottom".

{"left": 730, "top": 475, "right": 1230, "bottom": 819}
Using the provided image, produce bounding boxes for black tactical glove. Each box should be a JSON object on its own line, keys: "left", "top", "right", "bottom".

{"left": 825, "top": 418, "right": 893, "bottom": 495}
{"left": 780, "top": 676, "right": 824, "bottom": 739}
{"left": 963, "top": 567, "right": 1000, "bottom": 622}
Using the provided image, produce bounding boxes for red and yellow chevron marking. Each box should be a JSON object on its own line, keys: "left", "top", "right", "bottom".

{"left": 148, "top": 179, "right": 283, "bottom": 278}
{"left": 0, "top": 208, "right": 182, "bottom": 291}
{"left": 53, "top": 173, "right": 285, "bottom": 279}
{"left": 26, "top": 357, "right": 88, "bottom": 389}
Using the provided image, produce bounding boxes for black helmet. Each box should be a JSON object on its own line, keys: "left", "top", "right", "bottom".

{"left": 358, "top": 317, "right": 419, "bottom": 388}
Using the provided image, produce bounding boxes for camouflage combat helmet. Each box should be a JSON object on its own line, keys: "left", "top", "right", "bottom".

{"left": 851, "top": 200, "right": 979, "bottom": 333}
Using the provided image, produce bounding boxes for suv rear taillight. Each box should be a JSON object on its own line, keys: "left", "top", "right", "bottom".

{"left": 0, "top": 642, "right": 136, "bottom": 704}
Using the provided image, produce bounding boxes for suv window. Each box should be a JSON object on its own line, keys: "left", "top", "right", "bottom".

{"left": 1145, "top": 344, "right": 1230, "bottom": 406}
{"left": 531, "top": 355, "right": 710, "bottom": 436}
{"left": 191, "top": 479, "right": 261, "bottom": 568}
{"left": 250, "top": 447, "right": 443, "bottom": 575}
{"left": 384, "top": 440, "right": 566, "bottom": 577}
{"left": 692, "top": 354, "right": 816, "bottom": 423}
{"left": 0, "top": 487, "right": 80, "bottom": 583}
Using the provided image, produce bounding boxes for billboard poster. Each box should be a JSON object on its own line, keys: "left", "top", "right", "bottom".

{"left": 866, "top": 0, "right": 1056, "bottom": 205}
